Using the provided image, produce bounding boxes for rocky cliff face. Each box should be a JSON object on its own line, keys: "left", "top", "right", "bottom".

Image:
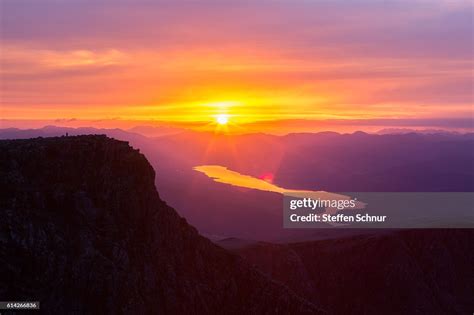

{"left": 0, "top": 136, "right": 320, "bottom": 314}
{"left": 235, "top": 230, "right": 474, "bottom": 315}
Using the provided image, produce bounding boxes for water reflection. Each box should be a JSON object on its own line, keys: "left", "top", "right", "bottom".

{"left": 193, "top": 165, "right": 354, "bottom": 203}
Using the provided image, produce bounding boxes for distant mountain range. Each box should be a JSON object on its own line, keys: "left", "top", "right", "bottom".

{"left": 376, "top": 128, "right": 464, "bottom": 135}
{"left": 1, "top": 126, "right": 473, "bottom": 241}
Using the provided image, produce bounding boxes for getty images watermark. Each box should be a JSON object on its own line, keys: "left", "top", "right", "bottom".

{"left": 283, "top": 192, "right": 474, "bottom": 228}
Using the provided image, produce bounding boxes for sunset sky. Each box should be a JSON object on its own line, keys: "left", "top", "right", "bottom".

{"left": 1, "top": 0, "right": 473, "bottom": 133}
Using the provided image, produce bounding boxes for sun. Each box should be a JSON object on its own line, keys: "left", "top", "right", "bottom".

{"left": 216, "top": 114, "right": 229, "bottom": 125}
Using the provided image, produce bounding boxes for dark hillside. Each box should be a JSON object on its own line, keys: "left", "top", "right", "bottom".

{"left": 0, "top": 136, "right": 319, "bottom": 314}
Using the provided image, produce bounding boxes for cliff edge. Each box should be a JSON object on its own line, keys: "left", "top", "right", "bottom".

{"left": 0, "top": 135, "right": 320, "bottom": 314}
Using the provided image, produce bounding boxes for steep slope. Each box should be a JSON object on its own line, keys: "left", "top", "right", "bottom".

{"left": 0, "top": 136, "right": 320, "bottom": 314}
{"left": 235, "top": 230, "right": 474, "bottom": 315}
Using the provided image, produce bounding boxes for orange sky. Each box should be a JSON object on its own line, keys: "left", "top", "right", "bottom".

{"left": 1, "top": 1, "right": 472, "bottom": 133}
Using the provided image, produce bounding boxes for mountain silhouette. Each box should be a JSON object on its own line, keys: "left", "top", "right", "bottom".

{"left": 0, "top": 136, "right": 320, "bottom": 314}
{"left": 234, "top": 229, "right": 474, "bottom": 314}
{"left": 1, "top": 127, "right": 473, "bottom": 241}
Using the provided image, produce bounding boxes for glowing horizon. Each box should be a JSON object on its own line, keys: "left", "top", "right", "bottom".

{"left": 1, "top": 1, "right": 472, "bottom": 133}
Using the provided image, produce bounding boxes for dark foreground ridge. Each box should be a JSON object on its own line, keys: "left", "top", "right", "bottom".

{"left": 0, "top": 136, "right": 320, "bottom": 314}
{"left": 235, "top": 230, "right": 474, "bottom": 314}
